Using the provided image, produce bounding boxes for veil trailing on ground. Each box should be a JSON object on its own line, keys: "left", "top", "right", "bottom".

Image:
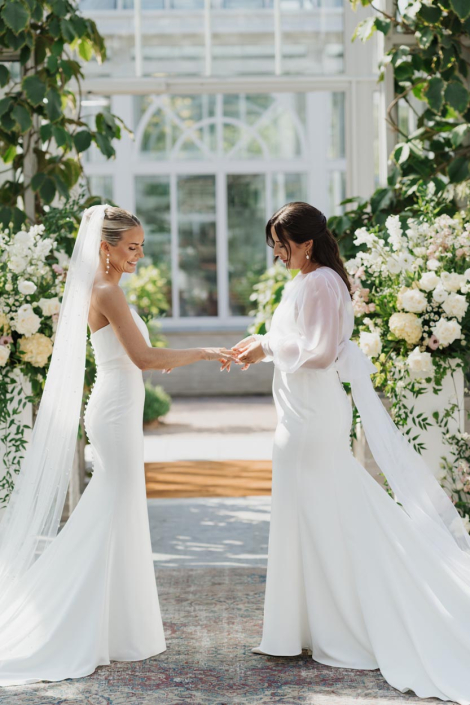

{"left": 0, "top": 205, "right": 108, "bottom": 602}
{"left": 336, "top": 339, "right": 470, "bottom": 581}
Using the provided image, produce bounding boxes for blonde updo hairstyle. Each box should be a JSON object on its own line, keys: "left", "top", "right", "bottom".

{"left": 101, "top": 206, "right": 141, "bottom": 247}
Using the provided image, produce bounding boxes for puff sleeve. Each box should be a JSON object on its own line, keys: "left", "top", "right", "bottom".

{"left": 265, "top": 273, "right": 341, "bottom": 374}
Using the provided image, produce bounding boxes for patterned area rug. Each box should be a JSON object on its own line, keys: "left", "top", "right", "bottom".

{"left": 0, "top": 568, "right": 445, "bottom": 705}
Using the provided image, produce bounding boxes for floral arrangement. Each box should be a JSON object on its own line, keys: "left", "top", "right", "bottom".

{"left": 0, "top": 221, "right": 71, "bottom": 506}
{"left": 344, "top": 198, "right": 470, "bottom": 525}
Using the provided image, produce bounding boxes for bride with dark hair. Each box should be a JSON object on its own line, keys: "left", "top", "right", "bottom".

{"left": 0, "top": 205, "right": 238, "bottom": 686}
{"left": 229, "top": 202, "right": 470, "bottom": 705}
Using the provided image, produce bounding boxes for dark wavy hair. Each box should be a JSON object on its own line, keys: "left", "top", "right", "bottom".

{"left": 266, "top": 202, "right": 352, "bottom": 297}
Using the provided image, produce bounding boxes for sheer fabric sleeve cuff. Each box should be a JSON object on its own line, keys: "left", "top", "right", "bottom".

{"left": 253, "top": 333, "right": 273, "bottom": 362}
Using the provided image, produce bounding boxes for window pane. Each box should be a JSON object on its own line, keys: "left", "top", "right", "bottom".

{"left": 135, "top": 176, "right": 173, "bottom": 314}
{"left": 328, "top": 170, "right": 346, "bottom": 216}
{"left": 81, "top": 97, "right": 112, "bottom": 163}
{"left": 281, "top": 5, "right": 344, "bottom": 75}
{"left": 329, "top": 92, "right": 345, "bottom": 160}
{"left": 272, "top": 173, "right": 308, "bottom": 211}
{"left": 177, "top": 175, "right": 218, "bottom": 317}
{"left": 227, "top": 174, "right": 266, "bottom": 316}
{"left": 89, "top": 176, "right": 114, "bottom": 202}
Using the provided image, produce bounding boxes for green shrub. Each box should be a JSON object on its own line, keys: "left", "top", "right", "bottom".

{"left": 143, "top": 382, "right": 171, "bottom": 424}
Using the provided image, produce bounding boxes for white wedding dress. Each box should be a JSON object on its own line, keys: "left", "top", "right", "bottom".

{"left": 256, "top": 266, "right": 470, "bottom": 705}
{"left": 0, "top": 307, "right": 166, "bottom": 686}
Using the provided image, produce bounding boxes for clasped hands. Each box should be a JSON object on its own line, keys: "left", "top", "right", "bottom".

{"left": 220, "top": 335, "right": 266, "bottom": 373}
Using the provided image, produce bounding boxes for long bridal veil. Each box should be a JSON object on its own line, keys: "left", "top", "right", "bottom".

{"left": 0, "top": 205, "right": 107, "bottom": 606}
{"left": 336, "top": 339, "right": 470, "bottom": 582}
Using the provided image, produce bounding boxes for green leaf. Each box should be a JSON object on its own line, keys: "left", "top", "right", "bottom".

{"left": 31, "top": 1, "right": 43, "bottom": 21}
{"left": 40, "top": 123, "right": 52, "bottom": 142}
{"left": 31, "top": 172, "right": 46, "bottom": 191}
{"left": 424, "top": 77, "right": 445, "bottom": 113}
{"left": 19, "top": 44, "right": 31, "bottom": 65}
{"left": 370, "top": 187, "right": 394, "bottom": 213}
{"left": 60, "top": 18, "right": 76, "bottom": 43}
{"left": 45, "top": 88, "right": 62, "bottom": 122}
{"left": 2, "top": 0, "right": 30, "bottom": 34}
{"left": 393, "top": 142, "right": 410, "bottom": 164}
{"left": 70, "top": 15, "right": 87, "bottom": 37}
{"left": 51, "top": 39, "right": 64, "bottom": 56}
{"left": 445, "top": 81, "right": 470, "bottom": 114}
{"left": 394, "top": 61, "right": 414, "bottom": 83}
{"left": 450, "top": 0, "right": 470, "bottom": 19}
{"left": 48, "top": 16, "right": 61, "bottom": 38}
{"left": 73, "top": 130, "right": 92, "bottom": 152}
{"left": 1, "top": 112, "right": 15, "bottom": 131}
{"left": 53, "top": 173, "right": 69, "bottom": 199}
{"left": 375, "top": 17, "right": 391, "bottom": 34}
{"left": 448, "top": 156, "right": 469, "bottom": 183}
{"left": 78, "top": 38, "right": 93, "bottom": 62}
{"left": 416, "top": 27, "right": 433, "bottom": 49}
{"left": 47, "top": 55, "right": 58, "bottom": 73}
{"left": 11, "top": 104, "right": 32, "bottom": 133}
{"left": 352, "top": 16, "right": 376, "bottom": 42}
{"left": 0, "top": 65, "right": 10, "bottom": 88}
{"left": 3, "top": 144, "right": 16, "bottom": 163}
{"left": 22, "top": 74, "right": 46, "bottom": 106}
{"left": 50, "top": 0, "right": 67, "bottom": 17}
{"left": 39, "top": 176, "right": 56, "bottom": 204}
{"left": 94, "top": 132, "right": 115, "bottom": 158}
{"left": 52, "top": 124, "right": 68, "bottom": 148}
{"left": 450, "top": 123, "right": 470, "bottom": 147}
{"left": 419, "top": 4, "right": 441, "bottom": 22}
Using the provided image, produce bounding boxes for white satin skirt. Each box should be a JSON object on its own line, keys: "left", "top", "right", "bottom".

{"left": 0, "top": 359, "right": 166, "bottom": 686}
{"left": 258, "top": 365, "right": 470, "bottom": 704}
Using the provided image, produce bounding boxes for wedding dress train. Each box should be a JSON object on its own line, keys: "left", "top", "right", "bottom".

{"left": 0, "top": 308, "right": 165, "bottom": 685}
{"left": 256, "top": 266, "right": 470, "bottom": 705}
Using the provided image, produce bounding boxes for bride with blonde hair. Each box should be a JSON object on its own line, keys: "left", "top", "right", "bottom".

{"left": 0, "top": 204, "right": 237, "bottom": 686}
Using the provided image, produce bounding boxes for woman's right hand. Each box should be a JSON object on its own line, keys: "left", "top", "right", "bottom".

{"left": 200, "top": 347, "right": 240, "bottom": 364}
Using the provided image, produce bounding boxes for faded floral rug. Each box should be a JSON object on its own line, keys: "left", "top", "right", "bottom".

{"left": 0, "top": 568, "right": 446, "bottom": 705}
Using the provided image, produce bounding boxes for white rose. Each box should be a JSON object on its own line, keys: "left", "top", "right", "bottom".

{"left": 441, "top": 293, "right": 468, "bottom": 321}
{"left": 15, "top": 304, "right": 41, "bottom": 336}
{"left": 13, "top": 231, "right": 34, "bottom": 247}
{"left": 38, "top": 297, "right": 60, "bottom": 316}
{"left": 427, "top": 258, "right": 440, "bottom": 271}
{"left": 359, "top": 331, "right": 382, "bottom": 358}
{"left": 432, "top": 283, "right": 449, "bottom": 304}
{"left": 18, "top": 280, "right": 37, "bottom": 296}
{"left": 419, "top": 271, "right": 440, "bottom": 292}
{"left": 19, "top": 333, "right": 53, "bottom": 367}
{"left": 8, "top": 255, "right": 28, "bottom": 274}
{"left": 0, "top": 345, "right": 10, "bottom": 366}
{"left": 406, "top": 347, "right": 434, "bottom": 376}
{"left": 441, "top": 271, "right": 467, "bottom": 293}
{"left": 53, "top": 249, "right": 70, "bottom": 268}
{"left": 464, "top": 268, "right": 470, "bottom": 281}
{"left": 401, "top": 288, "right": 428, "bottom": 313}
{"left": 431, "top": 318, "right": 461, "bottom": 347}
{"left": 386, "top": 256, "right": 402, "bottom": 274}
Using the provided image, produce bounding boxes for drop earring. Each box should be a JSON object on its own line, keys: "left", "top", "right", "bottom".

{"left": 105, "top": 254, "right": 110, "bottom": 274}
{"left": 306, "top": 251, "right": 310, "bottom": 260}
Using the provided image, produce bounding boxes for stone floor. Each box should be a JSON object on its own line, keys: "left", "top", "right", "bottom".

{"left": 0, "top": 497, "right": 447, "bottom": 705}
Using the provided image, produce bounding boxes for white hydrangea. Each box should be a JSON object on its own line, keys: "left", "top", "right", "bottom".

{"left": 18, "top": 280, "right": 37, "bottom": 296}
{"left": 406, "top": 347, "right": 434, "bottom": 376}
{"left": 389, "top": 312, "right": 423, "bottom": 345}
{"left": 38, "top": 297, "right": 60, "bottom": 316}
{"left": 386, "top": 256, "right": 402, "bottom": 274}
{"left": 441, "top": 271, "right": 467, "bottom": 293}
{"left": 345, "top": 258, "right": 361, "bottom": 274}
{"left": 418, "top": 271, "right": 440, "bottom": 292}
{"left": 13, "top": 231, "right": 34, "bottom": 248}
{"left": 15, "top": 304, "right": 41, "bottom": 336}
{"left": 441, "top": 293, "right": 468, "bottom": 321}
{"left": 35, "top": 238, "right": 53, "bottom": 259}
{"left": 431, "top": 318, "right": 461, "bottom": 347}
{"left": 359, "top": 331, "right": 382, "bottom": 358}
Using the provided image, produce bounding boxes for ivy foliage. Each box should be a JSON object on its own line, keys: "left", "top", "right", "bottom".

{"left": 0, "top": 0, "right": 124, "bottom": 228}
{"left": 330, "top": 0, "right": 470, "bottom": 253}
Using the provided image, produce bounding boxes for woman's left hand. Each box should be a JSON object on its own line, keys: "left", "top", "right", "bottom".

{"left": 232, "top": 340, "right": 266, "bottom": 370}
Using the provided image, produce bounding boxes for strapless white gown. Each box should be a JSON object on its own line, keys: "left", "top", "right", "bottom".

{"left": 0, "top": 308, "right": 166, "bottom": 686}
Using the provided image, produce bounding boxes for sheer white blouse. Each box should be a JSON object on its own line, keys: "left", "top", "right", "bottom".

{"left": 257, "top": 267, "right": 355, "bottom": 374}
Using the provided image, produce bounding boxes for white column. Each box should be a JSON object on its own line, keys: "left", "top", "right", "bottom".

{"left": 134, "top": 0, "right": 143, "bottom": 78}
{"left": 307, "top": 91, "right": 329, "bottom": 215}
{"left": 274, "top": 0, "right": 282, "bottom": 76}
{"left": 204, "top": 0, "right": 212, "bottom": 77}
{"left": 112, "top": 95, "right": 135, "bottom": 212}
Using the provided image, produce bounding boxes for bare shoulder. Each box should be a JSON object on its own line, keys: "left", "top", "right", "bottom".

{"left": 93, "top": 281, "right": 126, "bottom": 306}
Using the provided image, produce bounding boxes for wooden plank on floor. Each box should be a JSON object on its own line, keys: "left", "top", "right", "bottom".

{"left": 145, "top": 460, "right": 272, "bottom": 498}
